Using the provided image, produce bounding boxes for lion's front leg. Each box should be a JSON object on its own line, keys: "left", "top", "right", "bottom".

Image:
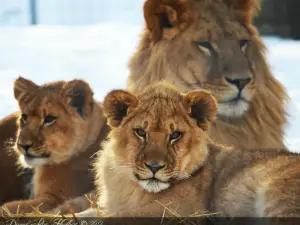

{"left": 50, "top": 190, "right": 97, "bottom": 215}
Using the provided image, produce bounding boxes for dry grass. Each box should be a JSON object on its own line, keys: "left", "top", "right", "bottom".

{"left": 153, "top": 200, "right": 222, "bottom": 225}
{"left": 1, "top": 197, "right": 221, "bottom": 225}
{"left": 1, "top": 205, "right": 61, "bottom": 218}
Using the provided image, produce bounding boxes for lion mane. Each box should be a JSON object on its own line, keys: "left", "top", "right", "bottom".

{"left": 127, "top": 0, "right": 288, "bottom": 150}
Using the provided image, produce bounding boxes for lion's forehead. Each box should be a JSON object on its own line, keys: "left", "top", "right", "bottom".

{"left": 188, "top": 1, "right": 251, "bottom": 40}
{"left": 179, "top": 6, "right": 250, "bottom": 41}
{"left": 188, "top": 24, "right": 250, "bottom": 42}
{"left": 130, "top": 87, "right": 187, "bottom": 124}
{"left": 20, "top": 93, "right": 67, "bottom": 116}
{"left": 138, "top": 95, "right": 181, "bottom": 112}
{"left": 131, "top": 106, "right": 187, "bottom": 132}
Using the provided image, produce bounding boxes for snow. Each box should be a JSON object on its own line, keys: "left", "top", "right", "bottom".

{"left": 0, "top": 0, "right": 144, "bottom": 26}
{"left": 0, "top": 22, "right": 142, "bottom": 105}
{"left": 0, "top": 1, "right": 299, "bottom": 151}
{"left": 0, "top": 0, "right": 29, "bottom": 26}
{"left": 265, "top": 37, "right": 300, "bottom": 151}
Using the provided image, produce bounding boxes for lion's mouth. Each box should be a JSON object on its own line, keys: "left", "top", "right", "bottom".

{"left": 220, "top": 94, "right": 249, "bottom": 104}
{"left": 136, "top": 177, "right": 171, "bottom": 193}
{"left": 134, "top": 173, "right": 172, "bottom": 193}
{"left": 24, "top": 152, "right": 51, "bottom": 159}
{"left": 134, "top": 174, "right": 169, "bottom": 183}
{"left": 217, "top": 95, "right": 250, "bottom": 119}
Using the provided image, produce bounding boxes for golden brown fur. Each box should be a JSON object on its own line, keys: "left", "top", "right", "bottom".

{"left": 81, "top": 83, "right": 300, "bottom": 218}
{"left": 93, "top": 82, "right": 220, "bottom": 217}
{"left": 0, "top": 77, "right": 109, "bottom": 215}
{"left": 0, "top": 0, "right": 289, "bottom": 214}
{"left": 128, "top": 0, "right": 288, "bottom": 150}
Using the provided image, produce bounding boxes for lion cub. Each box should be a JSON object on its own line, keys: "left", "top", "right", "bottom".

{"left": 85, "top": 82, "right": 300, "bottom": 218}
{"left": 0, "top": 77, "right": 108, "bottom": 215}
{"left": 82, "top": 81, "right": 219, "bottom": 217}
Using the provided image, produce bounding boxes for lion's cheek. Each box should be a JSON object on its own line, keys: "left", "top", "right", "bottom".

{"left": 242, "top": 86, "right": 256, "bottom": 101}
{"left": 43, "top": 131, "right": 75, "bottom": 164}
{"left": 44, "top": 133, "right": 64, "bottom": 150}
{"left": 115, "top": 141, "right": 140, "bottom": 164}
{"left": 177, "top": 154, "right": 192, "bottom": 180}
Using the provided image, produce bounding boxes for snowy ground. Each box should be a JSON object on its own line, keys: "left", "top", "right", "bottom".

{"left": 0, "top": 23, "right": 299, "bottom": 151}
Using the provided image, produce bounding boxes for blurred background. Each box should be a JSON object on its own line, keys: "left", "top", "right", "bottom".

{"left": 255, "top": 0, "right": 300, "bottom": 40}
{"left": 0, "top": 0, "right": 143, "bottom": 26}
{"left": 0, "top": 0, "right": 300, "bottom": 150}
{"left": 1, "top": 0, "right": 300, "bottom": 39}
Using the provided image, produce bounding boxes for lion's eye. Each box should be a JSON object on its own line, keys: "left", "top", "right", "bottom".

{"left": 169, "top": 131, "right": 182, "bottom": 144}
{"left": 21, "top": 114, "right": 28, "bottom": 123}
{"left": 134, "top": 128, "right": 147, "bottom": 139}
{"left": 197, "top": 41, "right": 212, "bottom": 49}
{"left": 197, "top": 41, "right": 215, "bottom": 56}
{"left": 240, "top": 39, "right": 250, "bottom": 52}
{"left": 44, "top": 115, "right": 56, "bottom": 126}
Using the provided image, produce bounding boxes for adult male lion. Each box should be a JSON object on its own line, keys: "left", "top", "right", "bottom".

{"left": 128, "top": 0, "right": 288, "bottom": 149}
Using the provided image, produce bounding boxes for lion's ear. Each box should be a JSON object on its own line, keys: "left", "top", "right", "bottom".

{"left": 224, "top": 0, "right": 261, "bottom": 24}
{"left": 143, "top": 0, "right": 193, "bottom": 43}
{"left": 62, "top": 80, "right": 94, "bottom": 119}
{"left": 183, "top": 90, "right": 217, "bottom": 131}
{"left": 103, "top": 90, "right": 138, "bottom": 128}
{"left": 14, "top": 76, "right": 38, "bottom": 101}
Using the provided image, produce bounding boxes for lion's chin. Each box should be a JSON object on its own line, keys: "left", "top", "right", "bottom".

{"left": 138, "top": 179, "right": 170, "bottom": 193}
{"left": 217, "top": 99, "right": 250, "bottom": 118}
{"left": 19, "top": 155, "right": 49, "bottom": 167}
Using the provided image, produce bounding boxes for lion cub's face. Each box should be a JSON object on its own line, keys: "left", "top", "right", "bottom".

{"left": 103, "top": 83, "right": 217, "bottom": 193}
{"left": 13, "top": 77, "right": 94, "bottom": 166}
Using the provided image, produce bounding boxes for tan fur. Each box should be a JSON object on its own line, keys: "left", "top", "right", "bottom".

{"left": 88, "top": 83, "right": 300, "bottom": 218}
{"left": 91, "top": 82, "right": 221, "bottom": 217}
{"left": 212, "top": 149, "right": 300, "bottom": 217}
{"left": 0, "top": 77, "right": 109, "bottom": 215}
{"left": 128, "top": 0, "right": 288, "bottom": 150}
{"left": 52, "top": 190, "right": 98, "bottom": 214}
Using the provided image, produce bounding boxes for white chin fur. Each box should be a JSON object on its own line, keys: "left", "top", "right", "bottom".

{"left": 19, "top": 155, "right": 48, "bottom": 167}
{"left": 217, "top": 100, "right": 250, "bottom": 118}
{"left": 138, "top": 180, "right": 170, "bottom": 193}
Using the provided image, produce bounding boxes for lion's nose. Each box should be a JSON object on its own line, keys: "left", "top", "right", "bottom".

{"left": 18, "top": 143, "right": 33, "bottom": 152}
{"left": 144, "top": 162, "right": 165, "bottom": 174}
{"left": 225, "top": 77, "right": 251, "bottom": 91}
